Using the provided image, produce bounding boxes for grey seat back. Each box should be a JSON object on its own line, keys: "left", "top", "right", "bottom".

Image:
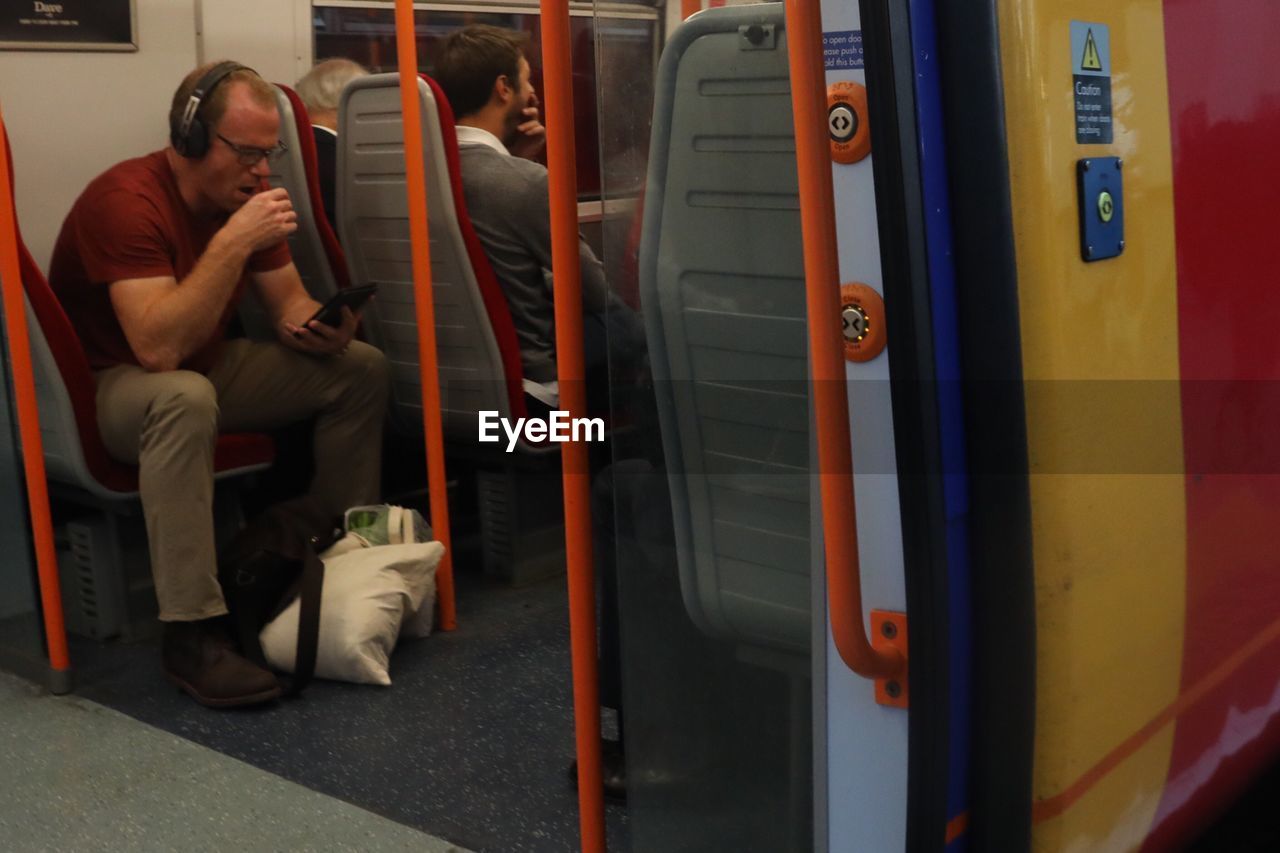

{"left": 337, "top": 73, "right": 512, "bottom": 436}
{"left": 638, "top": 4, "right": 810, "bottom": 654}
{"left": 24, "top": 299, "right": 270, "bottom": 500}
{"left": 24, "top": 299, "right": 108, "bottom": 496}
{"left": 238, "top": 85, "right": 342, "bottom": 340}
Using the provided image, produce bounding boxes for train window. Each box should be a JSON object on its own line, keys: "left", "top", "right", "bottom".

{"left": 312, "top": 2, "right": 660, "bottom": 201}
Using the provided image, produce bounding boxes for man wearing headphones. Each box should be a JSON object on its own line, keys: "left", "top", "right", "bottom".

{"left": 48, "top": 61, "right": 390, "bottom": 708}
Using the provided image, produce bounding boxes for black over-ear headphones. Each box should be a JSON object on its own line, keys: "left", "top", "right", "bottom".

{"left": 171, "top": 61, "right": 251, "bottom": 159}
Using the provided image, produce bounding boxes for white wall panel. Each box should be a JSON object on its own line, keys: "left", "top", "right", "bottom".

{"left": 0, "top": 0, "right": 198, "bottom": 270}
{"left": 818, "top": 1, "right": 911, "bottom": 851}
{"left": 197, "top": 0, "right": 311, "bottom": 89}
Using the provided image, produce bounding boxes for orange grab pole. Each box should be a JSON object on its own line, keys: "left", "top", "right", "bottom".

{"left": 0, "top": 103, "right": 71, "bottom": 679}
{"left": 393, "top": 0, "right": 455, "bottom": 631}
{"left": 783, "top": 0, "right": 903, "bottom": 679}
{"left": 539, "top": 0, "right": 606, "bottom": 849}
{"left": 681, "top": 0, "right": 701, "bottom": 20}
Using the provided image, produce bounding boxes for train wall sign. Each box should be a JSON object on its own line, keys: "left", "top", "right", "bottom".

{"left": 0, "top": 0, "right": 137, "bottom": 52}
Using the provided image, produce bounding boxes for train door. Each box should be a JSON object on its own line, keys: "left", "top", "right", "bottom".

{"left": 590, "top": 0, "right": 966, "bottom": 848}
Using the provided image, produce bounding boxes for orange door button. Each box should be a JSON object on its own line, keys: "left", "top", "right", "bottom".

{"left": 827, "top": 81, "right": 870, "bottom": 164}
{"left": 840, "top": 282, "right": 886, "bottom": 362}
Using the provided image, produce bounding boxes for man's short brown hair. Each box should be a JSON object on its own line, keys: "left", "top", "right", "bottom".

{"left": 432, "top": 25, "right": 529, "bottom": 119}
{"left": 168, "top": 61, "right": 275, "bottom": 144}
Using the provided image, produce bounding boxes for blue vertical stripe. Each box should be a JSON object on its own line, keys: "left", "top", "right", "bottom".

{"left": 906, "top": 0, "right": 973, "bottom": 847}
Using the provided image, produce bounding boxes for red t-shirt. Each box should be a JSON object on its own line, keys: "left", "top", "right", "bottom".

{"left": 48, "top": 150, "right": 292, "bottom": 373}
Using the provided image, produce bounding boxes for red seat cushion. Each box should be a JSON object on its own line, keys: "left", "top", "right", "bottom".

{"left": 5, "top": 130, "right": 274, "bottom": 495}
{"left": 211, "top": 431, "right": 276, "bottom": 476}
{"left": 275, "top": 83, "right": 352, "bottom": 291}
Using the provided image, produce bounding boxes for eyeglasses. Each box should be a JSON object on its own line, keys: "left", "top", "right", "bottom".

{"left": 215, "top": 132, "right": 287, "bottom": 166}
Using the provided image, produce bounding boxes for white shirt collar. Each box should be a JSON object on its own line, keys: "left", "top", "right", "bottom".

{"left": 313, "top": 124, "right": 337, "bottom": 137}
{"left": 455, "top": 125, "right": 509, "bottom": 156}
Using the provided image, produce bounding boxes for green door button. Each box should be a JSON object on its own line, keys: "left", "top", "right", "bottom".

{"left": 1077, "top": 156, "right": 1123, "bottom": 261}
{"left": 1097, "top": 190, "right": 1115, "bottom": 223}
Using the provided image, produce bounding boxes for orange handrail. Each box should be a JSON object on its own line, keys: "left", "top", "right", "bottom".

{"left": 681, "top": 0, "right": 701, "bottom": 20}
{"left": 0, "top": 103, "right": 72, "bottom": 681}
{"left": 783, "top": 0, "right": 904, "bottom": 679}
{"left": 538, "top": 0, "right": 606, "bottom": 849}
{"left": 393, "top": 0, "right": 455, "bottom": 631}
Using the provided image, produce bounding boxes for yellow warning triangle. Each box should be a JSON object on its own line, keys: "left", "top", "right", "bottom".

{"left": 1081, "top": 29, "right": 1103, "bottom": 71}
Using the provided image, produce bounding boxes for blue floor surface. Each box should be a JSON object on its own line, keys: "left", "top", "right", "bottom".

{"left": 67, "top": 570, "right": 628, "bottom": 853}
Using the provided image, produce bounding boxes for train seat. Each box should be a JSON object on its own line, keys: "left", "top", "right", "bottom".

{"left": 337, "top": 71, "right": 526, "bottom": 439}
{"left": 238, "top": 83, "right": 352, "bottom": 340}
{"left": 338, "top": 73, "right": 564, "bottom": 583}
{"left": 638, "top": 4, "right": 811, "bottom": 656}
{"left": 2, "top": 132, "right": 275, "bottom": 501}
{"left": 20, "top": 241, "right": 276, "bottom": 500}
{"left": 4, "top": 131, "right": 274, "bottom": 636}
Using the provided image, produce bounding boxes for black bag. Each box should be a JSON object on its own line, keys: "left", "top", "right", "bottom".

{"left": 217, "top": 496, "right": 341, "bottom": 696}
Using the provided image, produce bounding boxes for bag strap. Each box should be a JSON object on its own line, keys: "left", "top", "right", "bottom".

{"left": 285, "top": 546, "right": 325, "bottom": 696}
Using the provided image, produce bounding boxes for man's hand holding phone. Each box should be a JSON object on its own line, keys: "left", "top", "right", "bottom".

{"left": 283, "top": 305, "right": 360, "bottom": 356}
{"left": 282, "top": 284, "right": 376, "bottom": 356}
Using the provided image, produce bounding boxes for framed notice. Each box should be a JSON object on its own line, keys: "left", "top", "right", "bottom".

{"left": 0, "top": 0, "right": 137, "bottom": 52}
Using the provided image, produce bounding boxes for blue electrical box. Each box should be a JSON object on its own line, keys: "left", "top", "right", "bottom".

{"left": 1077, "top": 156, "right": 1124, "bottom": 262}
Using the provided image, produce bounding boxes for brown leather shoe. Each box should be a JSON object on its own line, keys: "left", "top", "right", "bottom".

{"left": 162, "top": 618, "right": 282, "bottom": 709}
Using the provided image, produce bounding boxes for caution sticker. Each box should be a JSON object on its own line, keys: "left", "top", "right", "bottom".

{"left": 1070, "top": 21, "right": 1112, "bottom": 144}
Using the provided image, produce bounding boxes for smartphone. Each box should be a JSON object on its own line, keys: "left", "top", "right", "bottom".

{"left": 297, "top": 284, "right": 377, "bottom": 333}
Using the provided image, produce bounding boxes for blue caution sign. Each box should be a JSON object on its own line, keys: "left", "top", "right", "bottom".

{"left": 1070, "top": 21, "right": 1113, "bottom": 143}
{"left": 822, "top": 30, "right": 864, "bottom": 70}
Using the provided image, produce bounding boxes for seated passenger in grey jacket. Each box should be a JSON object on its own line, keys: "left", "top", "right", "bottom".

{"left": 433, "top": 25, "right": 637, "bottom": 411}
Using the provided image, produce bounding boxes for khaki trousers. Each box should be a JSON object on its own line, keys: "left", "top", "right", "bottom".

{"left": 95, "top": 339, "right": 390, "bottom": 621}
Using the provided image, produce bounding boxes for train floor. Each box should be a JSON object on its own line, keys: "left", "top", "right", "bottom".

{"left": 0, "top": 669, "right": 459, "bottom": 850}
{"left": 8, "top": 590, "right": 1280, "bottom": 850}
{"left": 9, "top": 568, "right": 627, "bottom": 852}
